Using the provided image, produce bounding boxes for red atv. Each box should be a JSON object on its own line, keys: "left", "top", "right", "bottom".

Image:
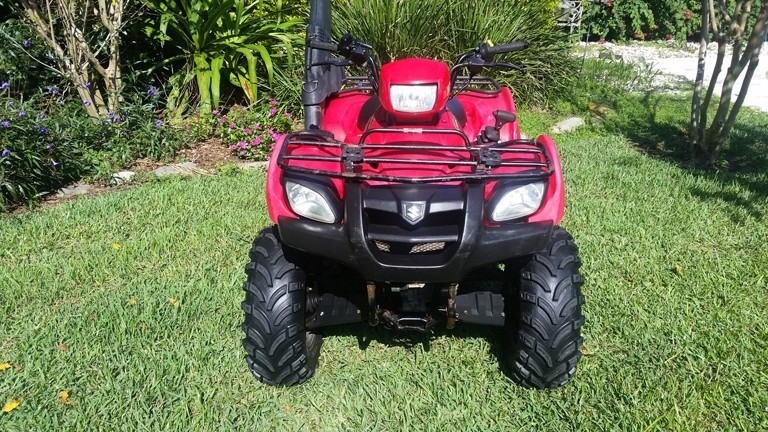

{"left": 242, "top": 0, "right": 584, "bottom": 388}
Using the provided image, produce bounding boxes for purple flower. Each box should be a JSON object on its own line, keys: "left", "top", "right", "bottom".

{"left": 228, "top": 145, "right": 237, "bottom": 151}
{"left": 39, "top": 127, "right": 49, "bottom": 135}
{"left": 229, "top": 123, "right": 235, "bottom": 129}
{"left": 23, "top": 39, "right": 31, "bottom": 48}
{"left": 6, "top": 101, "right": 13, "bottom": 108}
{"left": 83, "top": 100, "right": 91, "bottom": 107}
{"left": 252, "top": 149, "right": 258, "bottom": 154}
{"left": 1, "top": 149, "right": 10, "bottom": 157}
{"left": 219, "top": 115, "right": 227, "bottom": 123}
{"left": 284, "top": 112, "right": 291, "bottom": 119}
{"left": 84, "top": 82, "right": 91, "bottom": 89}
{"left": 251, "top": 137, "right": 261, "bottom": 145}
{"left": 270, "top": 100, "right": 277, "bottom": 106}
{"left": 244, "top": 128, "right": 252, "bottom": 135}
{"left": 108, "top": 111, "right": 115, "bottom": 118}
{"left": 254, "top": 124, "right": 261, "bottom": 130}
{"left": 212, "top": 109, "right": 220, "bottom": 115}
{"left": 155, "top": 120, "right": 163, "bottom": 127}
{"left": 239, "top": 150, "right": 246, "bottom": 156}
{"left": 45, "top": 145, "right": 54, "bottom": 150}
{"left": 0, "top": 82, "right": 9, "bottom": 90}
{"left": 18, "top": 111, "right": 25, "bottom": 118}
{"left": 38, "top": 113, "right": 45, "bottom": 120}
{"left": 51, "top": 160, "right": 60, "bottom": 167}
{"left": 269, "top": 108, "right": 277, "bottom": 117}
{"left": 112, "top": 116, "right": 121, "bottom": 123}
{"left": 57, "top": 99, "right": 65, "bottom": 105}
{"left": 239, "top": 141, "right": 247, "bottom": 149}
{"left": 1, "top": 120, "right": 8, "bottom": 128}
{"left": 147, "top": 86, "right": 159, "bottom": 98}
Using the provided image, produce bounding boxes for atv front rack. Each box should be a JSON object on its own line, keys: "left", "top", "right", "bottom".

{"left": 278, "top": 128, "right": 554, "bottom": 184}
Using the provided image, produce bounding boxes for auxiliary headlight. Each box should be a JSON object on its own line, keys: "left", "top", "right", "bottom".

{"left": 490, "top": 182, "right": 546, "bottom": 222}
{"left": 389, "top": 84, "right": 438, "bottom": 113}
{"left": 285, "top": 181, "right": 336, "bottom": 224}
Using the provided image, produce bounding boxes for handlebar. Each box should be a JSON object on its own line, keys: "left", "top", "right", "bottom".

{"left": 306, "top": 35, "right": 529, "bottom": 95}
{"left": 484, "top": 41, "right": 529, "bottom": 56}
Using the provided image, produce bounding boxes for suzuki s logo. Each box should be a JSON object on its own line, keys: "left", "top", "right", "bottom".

{"left": 401, "top": 201, "right": 426, "bottom": 225}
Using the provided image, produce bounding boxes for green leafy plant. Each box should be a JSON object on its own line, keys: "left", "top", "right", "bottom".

{"left": 333, "top": 0, "right": 576, "bottom": 105}
{"left": 0, "top": 82, "right": 186, "bottom": 211}
{"left": 142, "top": 0, "right": 301, "bottom": 115}
{"left": 583, "top": 0, "right": 702, "bottom": 42}
{"left": 211, "top": 100, "right": 296, "bottom": 161}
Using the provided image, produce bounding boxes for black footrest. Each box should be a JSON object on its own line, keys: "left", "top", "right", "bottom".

{"left": 455, "top": 292, "right": 506, "bottom": 326}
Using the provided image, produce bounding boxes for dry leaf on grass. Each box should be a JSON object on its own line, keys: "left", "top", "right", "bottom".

{"left": 127, "top": 298, "right": 137, "bottom": 306}
{"left": 2, "top": 399, "right": 21, "bottom": 413}
{"left": 57, "top": 344, "right": 69, "bottom": 351}
{"left": 167, "top": 297, "right": 179, "bottom": 307}
{"left": 59, "top": 390, "right": 74, "bottom": 406}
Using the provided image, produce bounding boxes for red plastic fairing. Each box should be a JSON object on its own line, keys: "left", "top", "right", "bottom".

{"left": 267, "top": 135, "right": 293, "bottom": 223}
{"left": 527, "top": 134, "right": 565, "bottom": 224}
{"left": 455, "top": 87, "right": 521, "bottom": 142}
{"left": 378, "top": 59, "right": 451, "bottom": 122}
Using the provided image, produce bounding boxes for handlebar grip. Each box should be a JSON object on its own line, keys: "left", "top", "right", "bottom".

{"left": 308, "top": 40, "right": 339, "bottom": 52}
{"left": 486, "top": 41, "right": 529, "bottom": 55}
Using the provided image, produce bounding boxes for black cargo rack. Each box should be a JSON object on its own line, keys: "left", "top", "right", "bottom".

{"left": 278, "top": 128, "right": 553, "bottom": 184}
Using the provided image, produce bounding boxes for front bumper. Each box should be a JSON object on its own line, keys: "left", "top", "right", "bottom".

{"left": 277, "top": 182, "right": 553, "bottom": 282}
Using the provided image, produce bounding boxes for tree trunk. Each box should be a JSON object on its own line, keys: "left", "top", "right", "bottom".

{"left": 690, "top": 0, "right": 709, "bottom": 154}
{"left": 12, "top": 0, "right": 125, "bottom": 117}
{"left": 691, "top": 0, "right": 768, "bottom": 165}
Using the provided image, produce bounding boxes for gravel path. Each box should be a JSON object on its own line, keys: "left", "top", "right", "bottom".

{"left": 582, "top": 42, "right": 768, "bottom": 112}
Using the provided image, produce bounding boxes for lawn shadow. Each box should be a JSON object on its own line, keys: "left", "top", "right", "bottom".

{"left": 320, "top": 322, "right": 515, "bottom": 379}
{"left": 595, "top": 90, "right": 768, "bottom": 221}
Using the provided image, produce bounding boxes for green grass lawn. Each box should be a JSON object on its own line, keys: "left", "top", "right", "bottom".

{"left": 2, "top": 101, "right": 768, "bottom": 430}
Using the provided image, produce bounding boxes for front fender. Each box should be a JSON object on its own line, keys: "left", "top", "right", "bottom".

{"left": 528, "top": 134, "right": 565, "bottom": 225}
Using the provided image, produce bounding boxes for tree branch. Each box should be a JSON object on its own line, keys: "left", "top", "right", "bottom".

{"left": 0, "top": 28, "right": 64, "bottom": 77}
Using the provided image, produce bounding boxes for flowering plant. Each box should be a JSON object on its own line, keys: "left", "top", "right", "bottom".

{"left": 213, "top": 99, "right": 297, "bottom": 161}
{"left": 0, "top": 82, "right": 185, "bottom": 210}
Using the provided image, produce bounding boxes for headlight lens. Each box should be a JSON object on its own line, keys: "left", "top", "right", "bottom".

{"left": 389, "top": 84, "right": 438, "bottom": 113}
{"left": 490, "top": 182, "right": 546, "bottom": 222}
{"left": 285, "top": 181, "right": 336, "bottom": 224}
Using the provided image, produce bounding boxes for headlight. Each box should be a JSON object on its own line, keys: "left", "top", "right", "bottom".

{"left": 389, "top": 84, "right": 438, "bottom": 113}
{"left": 285, "top": 181, "right": 336, "bottom": 224}
{"left": 490, "top": 182, "right": 546, "bottom": 222}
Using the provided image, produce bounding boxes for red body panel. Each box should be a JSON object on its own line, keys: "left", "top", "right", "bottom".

{"left": 267, "top": 58, "right": 565, "bottom": 226}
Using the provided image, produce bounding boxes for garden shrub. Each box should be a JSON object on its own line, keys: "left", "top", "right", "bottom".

{"left": 332, "top": 0, "right": 576, "bottom": 106}
{"left": 583, "top": 0, "right": 702, "bottom": 42}
{"left": 0, "top": 82, "right": 187, "bottom": 211}
{"left": 192, "top": 99, "right": 297, "bottom": 162}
